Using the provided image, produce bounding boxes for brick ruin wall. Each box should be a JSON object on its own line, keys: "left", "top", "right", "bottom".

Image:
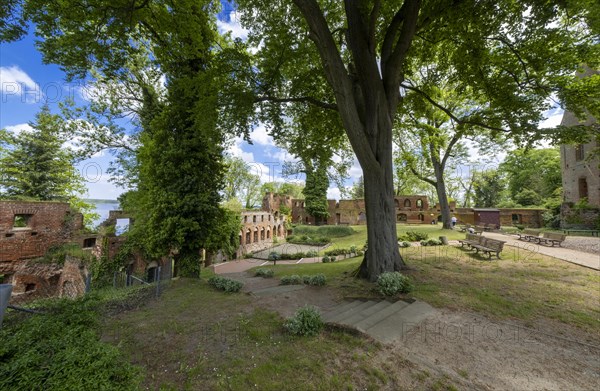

{"left": 290, "top": 195, "right": 447, "bottom": 225}
{"left": 0, "top": 201, "right": 90, "bottom": 304}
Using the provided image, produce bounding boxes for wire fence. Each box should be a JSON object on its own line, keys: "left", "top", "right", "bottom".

{"left": 1, "top": 261, "right": 173, "bottom": 330}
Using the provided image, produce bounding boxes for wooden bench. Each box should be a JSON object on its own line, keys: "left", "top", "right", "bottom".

{"left": 473, "top": 226, "right": 484, "bottom": 235}
{"left": 538, "top": 232, "right": 566, "bottom": 247}
{"left": 562, "top": 229, "right": 599, "bottom": 237}
{"left": 516, "top": 229, "right": 541, "bottom": 242}
{"left": 469, "top": 237, "right": 506, "bottom": 259}
{"left": 458, "top": 233, "right": 483, "bottom": 249}
{"left": 458, "top": 224, "right": 471, "bottom": 232}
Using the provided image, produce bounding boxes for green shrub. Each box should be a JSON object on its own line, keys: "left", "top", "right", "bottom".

{"left": 399, "top": 241, "right": 411, "bottom": 248}
{"left": 420, "top": 239, "right": 442, "bottom": 246}
{"left": 329, "top": 256, "right": 336, "bottom": 262}
{"left": 0, "top": 296, "right": 141, "bottom": 390}
{"left": 321, "top": 256, "right": 330, "bottom": 263}
{"left": 377, "top": 272, "right": 412, "bottom": 296}
{"left": 324, "top": 248, "right": 351, "bottom": 256}
{"left": 208, "top": 276, "right": 243, "bottom": 292}
{"left": 305, "top": 250, "right": 318, "bottom": 257}
{"left": 307, "top": 274, "right": 326, "bottom": 286}
{"left": 399, "top": 231, "right": 429, "bottom": 242}
{"left": 284, "top": 305, "right": 324, "bottom": 336}
{"left": 254, "top": 268, "right": 274, "bottom": 278}
{"left": 280, "top": 275, "right": 303, "bottom": 285}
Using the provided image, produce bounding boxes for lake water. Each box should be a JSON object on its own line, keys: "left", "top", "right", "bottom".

{"left": 89, "top": 201, "right": 120, "bottom": 227}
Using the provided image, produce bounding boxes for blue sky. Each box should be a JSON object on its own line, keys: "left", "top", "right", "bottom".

{"left": 0, "top": 6, "right": 562, "bottom": 201}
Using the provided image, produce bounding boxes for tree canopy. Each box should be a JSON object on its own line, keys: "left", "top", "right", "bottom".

{"left": 233, "top": 0, "right": 598, "bottom": 280}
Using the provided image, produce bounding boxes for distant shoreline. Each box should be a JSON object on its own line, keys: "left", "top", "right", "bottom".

{"left": 85, "top": 199, "right": 119, "bottom": 204}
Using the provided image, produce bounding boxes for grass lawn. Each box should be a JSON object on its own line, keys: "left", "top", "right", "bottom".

{"left": 102, "top": 279, "right": 400, "bottom": 391}
{"left": 255, "top": 244, "right": 600, "bottom": 333}
{"left": 314, "top": 223, "right": 464, "bottom": 251}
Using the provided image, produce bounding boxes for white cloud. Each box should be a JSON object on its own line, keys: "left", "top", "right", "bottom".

{"left": 0, "top": 66, "right": 41, "bottom": 103}
{"left": 248, "top": 123, "right": 273, "bottom": 145}
{"left": 4, "top": 123, "right": 33, "bottom": 136}
{"left": 539, "top": 110, "right": 563, "bottom": 129}
{"left": 216, "top": 11, "right": 249, "bottom": 40}
{"left": 227, "top": 136, "right": 256, "bottom": 163}
{"left": 326, "top": 187, "right": 342, "bottom": 201}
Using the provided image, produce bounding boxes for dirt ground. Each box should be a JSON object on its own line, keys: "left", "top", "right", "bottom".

{"left": 229, "top": 271, "right": 600, "bottom": 391}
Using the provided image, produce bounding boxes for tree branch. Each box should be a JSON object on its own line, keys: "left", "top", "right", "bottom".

{"left": 401, "top": 83, "right": 509, "bottom": 133}
{"left": 254, "top": 95, "right": 338, "bottom": 111}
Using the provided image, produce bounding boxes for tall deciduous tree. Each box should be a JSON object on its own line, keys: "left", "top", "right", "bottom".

{"left": 15, "top": 0, "right": 243, "bottom": 276}
{"left": 499, "top": 148, "right": 562, "bottom": 206}
{"left": 235, "top": 0, "right": 597, "bottom": 280}
{"left": 473, "top": 169, "right": 506, "bottom": 208}
{"left": 223, "top": 155, "right": 262, "bottom": 209}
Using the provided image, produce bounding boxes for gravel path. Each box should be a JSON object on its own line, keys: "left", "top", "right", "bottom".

{"left": 561, "top": 236, "right": 600, "bottom": 255}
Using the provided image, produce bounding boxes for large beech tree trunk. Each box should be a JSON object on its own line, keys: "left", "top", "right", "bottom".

{"left": 358, "top": 148, "right": 405, "bottom": 280}
{"left": 293, "top": 0, "right": 420, "bottom": 280}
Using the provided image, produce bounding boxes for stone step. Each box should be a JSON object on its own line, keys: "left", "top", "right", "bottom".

{"left": 333, "top": 300, "right": 380, "bottom": 324}
{"left": 353, "top": 300, "right": 410, "bottom": 332}
{"left": 365, "top": 300, "right": 435, "bottom": 344}
{"left": 337, "top": 300, "right": 393, "bottom": 326}
{"left": 322, "top": 300, "right": 365, "bottom": 322}
{"left": 327, "top": 300, "right": 377, "bottom": 324}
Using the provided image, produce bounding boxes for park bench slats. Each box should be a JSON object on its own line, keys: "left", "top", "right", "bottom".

{"left": 538, "top": 232, "right": 566, "bottom": 247}
{"left": 458, "top": 234, "right": 506, "bottom": 259}
{"left": 516, "top": 229, "right": 541, "bottom": 242}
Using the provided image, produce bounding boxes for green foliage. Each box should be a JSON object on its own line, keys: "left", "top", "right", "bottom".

{"left": 303, "top": 165, "right": 331, "bottom": 222}
{"left": 473, "top": 170, "right": 507, "bottom": 208}
{"left": 283, "top": 305, "right": 323, "bottom": 337}
{"left": 350, "top": 176, "right": 365, "bottom": 199}
{"left": 420, "top": 239, "right": 443, "bottom": 246}
{"left": 306, "top": 274, "right": 326, "bottom": 286}
{"left": 514, "top": 188, "right": 543, "bottom": 207}
{"left": 0, "top": 106, "right": 97, "bottom": 228}
{"left": 254, "top": 268, "right": 274, "bottom": 278}
{"left": 293, "top": 225, "right": 355, "bottom": 238}
{"left": 40, "top": 243, "right": 94, "bottom": 265}
{"left": 207, "top": 275, "right": 243, "bottom": 293}
{"left": 321, "top": 256, "right": 330, "bottom": 263}
{"left": 500, "top": 148, "right": 561, "bottom": 203}
{"left": 280, "top": 275, "right": 302, "bottom": 285}
{"left": 223, "top": 155, "right": 262, "bottom": 209}
{"left": 399, "top": 241, "right": 412, "bottom": 248}
{"left": 377, "top": 272, "right": 413, "bottom": 296}
{"left": 398, "top": 231, "right": 429, "bottom": 242}
{"left": 286, "top": 235, "right": 331, "bottom": 245}
{"left": 0, "top": 295, "right": 141, "bottom": 390}
{"left": 324, "top": 247, "right": 353, "bottom": 256}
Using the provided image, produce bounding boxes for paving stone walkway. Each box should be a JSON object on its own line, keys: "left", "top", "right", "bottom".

{"left": 482, "top": 232, "right": 600, "bottom": 270}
